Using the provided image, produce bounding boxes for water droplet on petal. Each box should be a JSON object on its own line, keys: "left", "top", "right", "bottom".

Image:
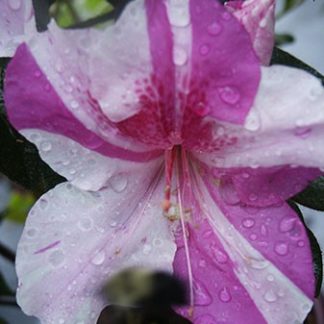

{"left": 194, "top": 279, "right": 212, "bottom": 306}
{"left": 242, "top": 218, "right": 255, "bottom": 228}
{"left": 173, "top": 46, "right": 188, "bottom": 66}
{"left": 77, "top": 217, "right": 93, "bottom": 232}
{"left": 48, "top": 249, "right": 65, "bottom": 267}
{"left": 297, "top": 240, "right": 305, "bottom": 247}
{"left": 245, "top": 111, "right": 261, "bottom": 131}
{"left": 91, "top": 251, "right": 105, "bottom": 265}
{"left": 39, "top": 198, "right": 48, "bottom": 210}
{"left": 40, "top": 141, "right": 52, "bottom": 152}
{"left": 218, "top": 86, "right": 240, "bottom": 105}
{"left": 59, "top": 319, "right": 65, "bottom": 324}
{"left": 212, "top": 247, "right": 228, "bottom": 264}
{"left": 143, "top": 244, "right": 152, "bottom": 255}
{"left": 70, "top": 100, "right": 79, "bottom": 110}
{"left": 220, "top": 179, "right": 240, "bottom": 205}
{"left": 199, "top": 44, "right": 211, "bottom": 56}
{"left": 279, "top": 217, "right": 296, "bottom": 233}
{"left": 219, "top": 287, "right": 232, "bottom": 303}
{"left": 8, "top": 0, "right": 21, "bottom": 10}
{"left": 207, "top": 22, "right": 222, "bottom": 36}
{"left": 248, "top": 193, "right": 257, "bottom": 202}
{"left": 267, "top": 274, "right": 275, "bottom": 282}
{"left": 26, "top": 228, "right": 37, "bottom": 238}
{"left": 109, "top": 174, "right": 128, "bottom": 193}
{"left": 274, "top": 242, "right": 289, "bottom": 256}
{"left": 263, "top": 290, "right": 277, "bottom": 303}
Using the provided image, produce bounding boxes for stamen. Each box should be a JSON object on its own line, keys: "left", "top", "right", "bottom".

{"left": 163, "top": 149, "right": 175, "bottom": 213}
{"left": 175, "top": 148, "right": 194, "bottom": 316}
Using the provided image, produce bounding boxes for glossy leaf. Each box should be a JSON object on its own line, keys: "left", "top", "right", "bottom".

{"left": 293, "top": 177, "right": 324, "bottom": 211}
{"left": 288, "top": 201, "right": 323, "bottom": 297}
{"left": 271, "top": 47, "right": 324, "bottom": 85}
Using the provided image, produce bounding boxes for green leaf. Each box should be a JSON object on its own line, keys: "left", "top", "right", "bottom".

{"left": 0, "top": 318, "right": 8, "bottom": 324}
{"left": 292, "top": 177, "right": 324, "bottom": 211}
{"left": 275, "top": 33, "right": 295, "bottom": 46}
{"left": 0, "top": 272, "right": 12, "bottom": 296}
{"left": 0, "top": 59, "right": 65, "bottom": 197}
{"left": 271, "top": 47, "right": 324, "bottom": 85}
{"left": 277, "top": 0, "right": 305, "bottom": 19}
{"left": 288, "top": 201, "right": 323, "bottom": 297}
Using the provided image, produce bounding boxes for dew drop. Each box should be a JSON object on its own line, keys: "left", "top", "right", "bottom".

{"left": 250, "top": 233, "right": 257, "bottom": 241}
{"left": 109, "top": 174, "right": 128, "bottom": 193}
{"left": 199, "top": 44, "right": 211, "bottom": 56}
{"left": 245, "top": 111, "right": 261, "bottom": 131}
{"left": 91, "top": 251, "right": 105, "bottom": 265}
{"left": 59, "top": 319, "right": 65, "bottom": 324}
{"left": 274, "top": 242, "right": 289, "bottom": 256}
{"left": 77, "top": 217, "right": 93, "bottom": 232}
{"left": 218, "top": 86, "right": 240, "bottom": 105}
{"left": 143, "top": 244, "right": 152, "bottom": 255}
{"left": 267, "top": 274, "right": 275, "bottom": 282}
{"left": 168, "top": 4, "right": 190, "bottom": 27}
{"left": 194, "top": 280, "right": 212, "bottom": 306}
{"left": 222, "top": 12, "right": 231, "bottom": 21}
{"left": 220, "top": 179, "right": 240, "bottom": 205}
{"left": 26, "top": 228, "right": 37, "bottom": 238}
{"left": 242, "top": 218, "right": 255, "bottom": 229}
{"left": 173, "top": 46, "right": 188, "bottom": 66}
{"left": 34, "top": 70, "right": 41, "bottom": 78}
{"left": 70, "top": 100, "right": 79, "bottom": 110}
{"left": 212, "top": 247, "right": 228, "bottom": 264}
{"left": 207, "top": 22, "right": 222, "bottom": 36}
{"left": 39, "top": 198, "right": 48, "bottom": 210}
{"left": 219, "top": 287, "right": 232, "bottom": 303}
{"left": 40, "top": 141, "right": 52, "bottom": 152}
{"left": 48, "top": 249, "right": 65, "bottom": 267}
{"left": 263, "top": 290, "right": 277, "bottom": 303}
{"left": 8, "top": 0, "right": 21, "bottom": 10}
{"left": 297, "top": 240, "right": 305, "bottom": 247}
{"left": 279, "top": 217, "right": 296, "bottom": 233}
{"left": 248, "top": 193, "right": 257, "bottom": 202}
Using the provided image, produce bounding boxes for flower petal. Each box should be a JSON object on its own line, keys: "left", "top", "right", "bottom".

{"left": 230, "top": 166, "right": 320, "bottom": 207}
{"left": 227, "top": 0, "right": 275, "bottom": 65}
{"left": 173, "top": 160, "right": 314, "bottom": 323}
{"left": 182, "top": 0, "right": 260, "bottom": 125}
{"left": 0, "top": 0, "right": 33, "bottom": 57}
{"left": 16, "top": 161, "right": 176, "bottom": 324}
{"left": 194, "top": 66, "right": 324, "bottom": 170}
{"left": 4, "top": 44, "right": 159, "bottom": 167}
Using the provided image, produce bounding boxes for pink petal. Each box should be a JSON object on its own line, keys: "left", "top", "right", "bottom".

{"left": 173, "top": 159, "right": 314, "bottom": 323}
{"left": 0, "top": 0, "right": 33, "bottom": 57}
{"left": 182, "top": 0, "right": 260, "bottom": 127}
{"left": 227, "top": 0, "right": 275, "bottom": 65}
{"left": 194, "top": 66, "right": 324, "bottom": 170}
{"left": 230, "top": 166, "right": 320, "bottom": 207}
{"left": 16, "top": 162, "right": 176, "bottom": 324}
{"left": 5, "top": 44, "right": 163, "bottom": 191}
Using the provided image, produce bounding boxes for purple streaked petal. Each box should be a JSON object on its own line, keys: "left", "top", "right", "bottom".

{"left": 193, "top": 65, "right": 324, "bottom": 170}
{"left": 0, "top": 0, "right": 33, "bottom": 57}
{"left": 173, "top": 158, "right": 314, "bottom": 323}
{"left": 16, "top": 161, "right": 176, "bottom": 324}
{"left": 227, "top": 0, "right": 275, "bottom": 65}
{"left": 5, "top": 44, "right": 162, "bottom": 163}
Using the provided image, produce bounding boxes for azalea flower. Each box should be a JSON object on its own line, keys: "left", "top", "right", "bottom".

{"left": 3, "top": 0, "right": 324, "bottom": 323}
{"left": 0, "top": 0, "right": 33, "bottom": 57}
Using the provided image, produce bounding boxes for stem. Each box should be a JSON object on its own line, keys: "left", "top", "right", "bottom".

{"left": 0, "top": 241, "right": 15, "bottom": 263}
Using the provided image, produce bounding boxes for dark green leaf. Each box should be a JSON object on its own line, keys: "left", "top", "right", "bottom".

{"left": 275, "top": 33, "right": 295, "bottom": 46}
{"left": 271, "top": 47, "right": 324, "bottom": 85}
{"left": 68, "top": 0, "right": 134, "bottom": 29}
{"left": 288, "top": 201, "right": 323, "bottom": 297}
{"left": 0, "top": 272, "right": 12, "bottom": 296}
{"left": 0, "top": 318, "right": 8, "bottom": 324}
{"left": 0, "top": 59, "right": 65, "bottom": 196}
{"left": 292, "top": 177, "right": 324, "bottom": 211}
{"left": 32, "top": 0, "right": 56, "bottom": 32}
